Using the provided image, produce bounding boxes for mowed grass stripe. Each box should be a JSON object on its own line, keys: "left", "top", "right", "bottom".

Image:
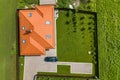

{"left": 97, "top": 0, "right": 120, "bottom": 80}
{"left": 0, "top": 0, "right": 17, "bottom": 80}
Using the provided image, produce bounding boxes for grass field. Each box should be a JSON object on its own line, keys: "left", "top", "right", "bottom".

{"left": 97, "top": 0, "right": 120, "bottom": 80}
{"left": 57, "top": 10, "right": 96, "bottom": 63}
{"left": 0, "top": 0, "right": 17, "bottom": 80}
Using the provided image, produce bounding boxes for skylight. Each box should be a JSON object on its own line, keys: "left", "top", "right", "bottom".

{"left": 22, "top": 26, "right": 25, "bottom": 30}
{"left": 22, "top": 39, "right": 26, "bottom": 44}
{"left": 45, "top": 20, "right": 51, "bottom": 25}
{"left": 28, "top": 13, "right": 32, "bottom": 17}
{"left": 46, "top": 34, "right": 51, "bottom": 39}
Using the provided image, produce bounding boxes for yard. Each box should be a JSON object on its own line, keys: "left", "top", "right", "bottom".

{"left": 0, "top": 0, "right": 17, "bottom": 80}
{"left": 55, "top": 9, "right": 98, "bottom": 77}
{"left": 57, "top": 10, "right": 97, "bottom": 63}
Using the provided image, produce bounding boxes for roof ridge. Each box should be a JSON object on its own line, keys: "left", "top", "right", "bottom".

{"left": 20, "top": 12, "right": 35, "bottom": 28}
{"left": 30, "top": 37, "right": 45, "bottom": 54}
{"left": 36, "top": 7, "right": 44, "bottom": 17}
{"left": 31, "top": 31, "right": 54, "bottom": 48}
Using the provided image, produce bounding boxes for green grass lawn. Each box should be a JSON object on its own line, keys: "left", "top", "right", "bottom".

{"left": 97, "top": 0, "right": 120, "bottom": 80}
{"left": 19, "top": 56, "right": 24, "bottom": 80}
{"left": 57, "top": 65, "right": 70, "bottom": 74}
{"left": 0, "top": 0, "right": 17, "bottom": 80}
{"left": 57, "top": 10, "right": 96, "bottom": 63}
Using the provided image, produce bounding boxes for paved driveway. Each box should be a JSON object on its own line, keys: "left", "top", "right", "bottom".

{"left": 24, "top": 57, "right": 93, "bottom": 80}
{"left": 23, "top": 56, "right": 57, "bottom": 80}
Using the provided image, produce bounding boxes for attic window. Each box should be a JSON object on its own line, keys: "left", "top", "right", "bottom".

{"left": 28, "top": 13, "right": 32, "bottom": 17}
{"left": 22, "top": 26, "right": 25, "bottom": 30}
{"left": 45, "top": 20, "right": 51, "bottom": 25}
{"left": 46, "top": 35, "right": 51, "bottom": 39}
{"left": 22, "top": 39, "right": 26, "bottom": 44}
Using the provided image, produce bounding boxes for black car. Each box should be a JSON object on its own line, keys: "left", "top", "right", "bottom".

{"left": 44, "top": 57, "right": 58, "bottom": 62}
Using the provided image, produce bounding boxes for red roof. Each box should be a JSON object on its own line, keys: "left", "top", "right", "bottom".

{"left": 19, "top": 5, "right": 55, "bottom": 55}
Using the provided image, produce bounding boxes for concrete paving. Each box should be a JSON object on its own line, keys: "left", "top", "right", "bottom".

{"left": 56, "top": 62, "right": 92, "bottom": 74}
{"left": 40, "top": 0, "right": 57, "bottom": 5}
{"left": 71, "top": 63, "right": 92, "bottom": 74}
{"left": 23, "top": 56, "right": 57, "bottom": 80}
{"left": 24, "top": 57, "right": 93, "bottom": 80}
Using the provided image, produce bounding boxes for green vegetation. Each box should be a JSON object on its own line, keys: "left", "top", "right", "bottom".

{"left": 37, "top": 76, "right": 86, "bottom": 80}
{"left": 19, "top": 56, "right": 24, "bottom": 80}
{"left": 56, "top": 10, "right": 97, "bottom": 77}
{"left": 78, "top": 0, "right": 96, "bottom": 12}
{"left": 17, "top": 0, "right": 39, "bottom": 9}
{"left": 0, "top": 0, "right": 17, "bottom": 80}
{"left": 37, "top": 72, "right": 93, "bottom": 78}
{"left": 57, "top": 10, "right": 96, "bottom": 63}
{"left": 56, "top": 0, "right": 96, "bottom": 12}
{"left": 57, "top": 65, "right": 70, "bottom": 74}
{"left": 97, "top": 0, "right": 120, "bottom": 80}
{"left": 37, "top": 64, "right": 94, "bottom": 77}
{"left": 56, "top": 0, "right": 72, "bottom": 8}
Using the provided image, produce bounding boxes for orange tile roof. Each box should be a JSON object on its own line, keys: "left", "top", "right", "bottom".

{"left": 19, "top": 5, "right": 55, "bottom": 55}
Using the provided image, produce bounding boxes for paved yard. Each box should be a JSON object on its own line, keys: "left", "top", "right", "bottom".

{"left": 24, "top": 56, "right": 92, "bottom": 80}
{"left": 71, "top": 63, "right": 92, "bottom": 74}
{"left": 57, "top": 62, "right": 92, "bottom": 74}
{"left": 23, "top": 56, "right": 57, "bottom": 80}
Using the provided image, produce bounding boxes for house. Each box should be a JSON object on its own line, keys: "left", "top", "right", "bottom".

{"left": 40, "top": 0, "right": 57, "bottom": 5}
{"left": 19, "top": 5, "right": 55, "bottom": 55}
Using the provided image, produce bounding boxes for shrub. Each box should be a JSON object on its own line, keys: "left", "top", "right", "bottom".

{"left": 80, "top": 16, "right": 85, "bottom": 20}
{"left": 92, "top": 60, "right": 97, "bottom": 64}
{"left": 88, "top": 27, "right": 92, "bottom": 30}
{"left": 80, "top": 22, "right": 84, "bottom": 25}
{"left": 89, "top": 16, "right": 93, "bottom": 19}
{"left": 80, "top": 0, "right": 88, "bottom": 4}
{"left": 57, "top": 0, "right": 71, "bottom": 8}
{"left": 81, "top": 27, "right": 85, "bottom": 31}
{"left": 24, "top": 0, "right": 39, "bottom": 4}
{"left": 87, "top": 0, "right": 91, "bottom": 3}
{"left": 88, "top": 22, "right": 92, "bottom": 25}
{"left": 87, "top": 5, "right": 91, "bottom": 9}
{"left": 65, "top": 21, "right": 70, "bottom": 24}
